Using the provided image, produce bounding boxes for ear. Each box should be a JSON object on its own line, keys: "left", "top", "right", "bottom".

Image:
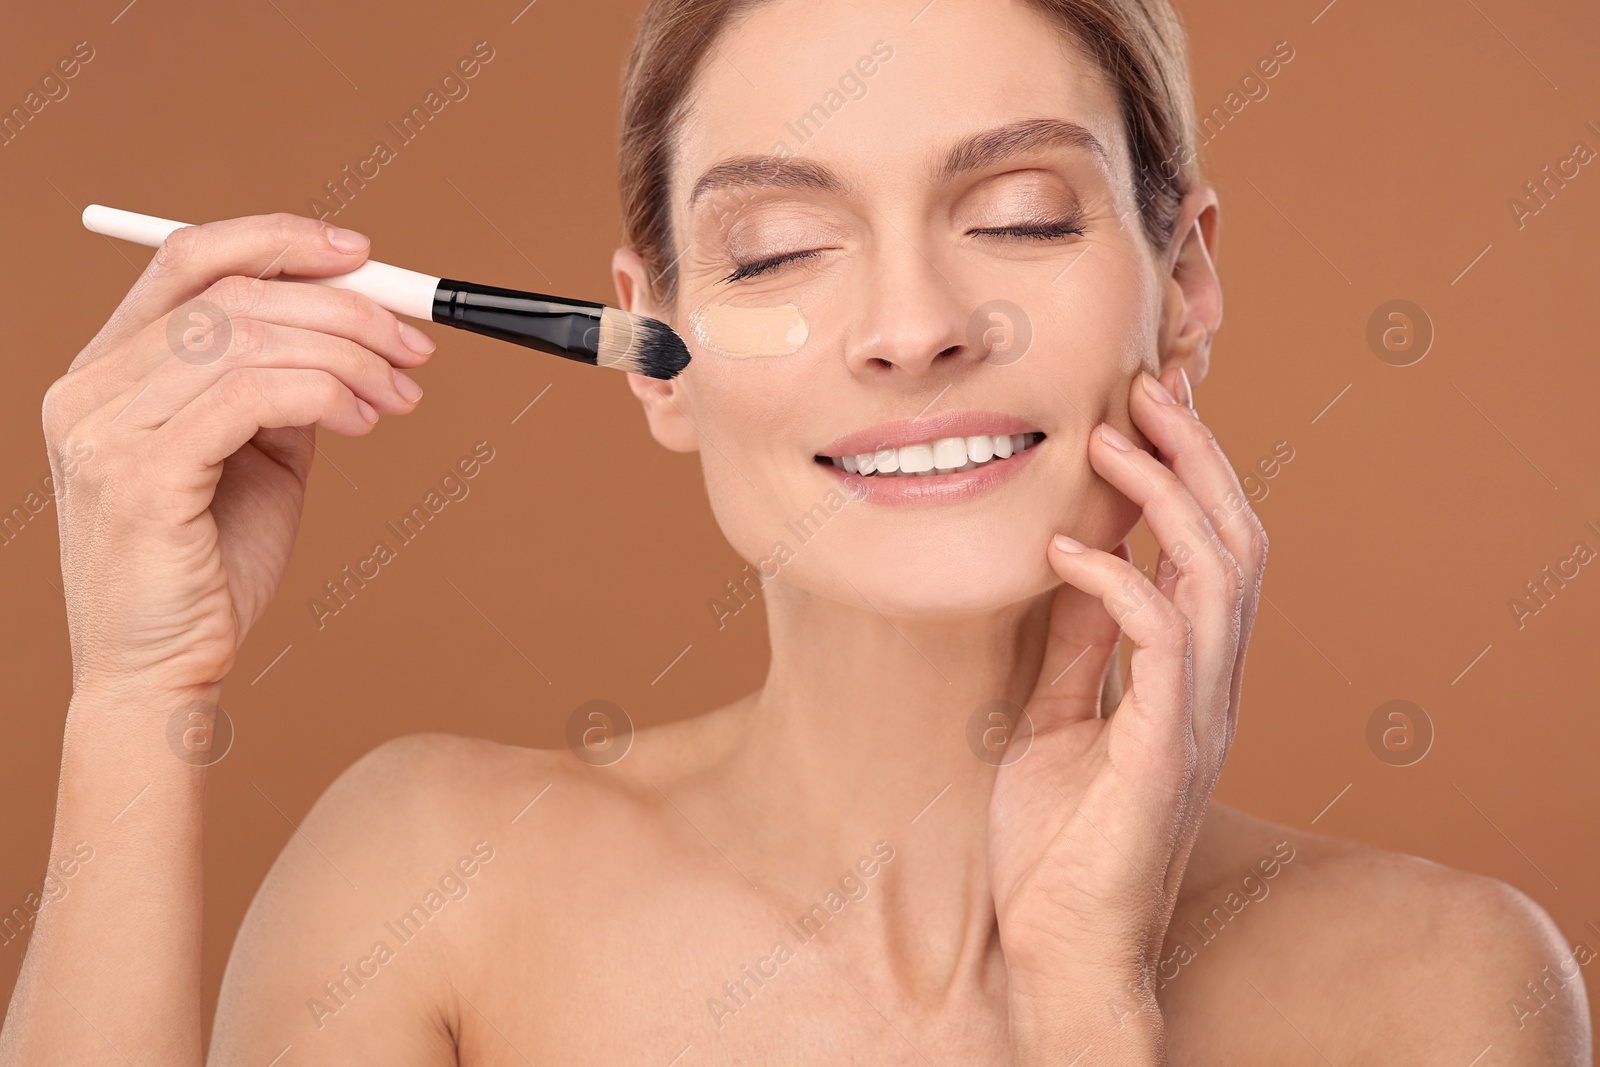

{"left": 1156, "top": 185, "right": 1222, "bottom": 393}
{"left": 612, "top": 245, "right": 699, "bottom": 454}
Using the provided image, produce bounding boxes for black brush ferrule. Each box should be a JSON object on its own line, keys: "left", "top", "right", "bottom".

{"left": 431, "top": 279, "right": 605, "bottom": 365}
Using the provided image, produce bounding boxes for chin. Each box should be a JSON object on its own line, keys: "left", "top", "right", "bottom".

{"left": 783, "top": 526, "right": 1064, "bottom": 618}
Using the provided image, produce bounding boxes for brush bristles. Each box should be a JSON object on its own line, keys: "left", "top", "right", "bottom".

{"left": 598, "top": 307, "right": 692, "bottom": 380}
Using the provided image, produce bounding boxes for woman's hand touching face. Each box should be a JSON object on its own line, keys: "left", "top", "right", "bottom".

{"left": 986, "top": 366, "right": 1268, "bottom": 1052}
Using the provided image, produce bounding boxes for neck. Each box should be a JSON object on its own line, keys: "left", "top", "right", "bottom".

{"left": 756, "top": 577, "right": 1054, "bottom": 831}
{"left": 716, "top": 576, "right": 1102, "bottom": 1000}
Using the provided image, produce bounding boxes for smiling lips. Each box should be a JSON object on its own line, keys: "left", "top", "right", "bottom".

{"left": 814, "top": 411, "right": 1046, "bottom": 479}
{"left": 823, "top": 432, "right": 1045, "bottom": 477}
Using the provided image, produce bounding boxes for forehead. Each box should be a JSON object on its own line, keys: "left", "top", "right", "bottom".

{"left": 668, "top": 0, "right": 1130, "bottom": 204}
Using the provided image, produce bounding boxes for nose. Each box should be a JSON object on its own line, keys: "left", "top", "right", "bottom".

{"left": 842, "top": 227, "right": 981, "bottom": 379}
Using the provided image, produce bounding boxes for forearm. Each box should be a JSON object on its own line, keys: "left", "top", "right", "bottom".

{"left": 1007, "top": 975, "right": 1169, "bottom": 1067}
{"left": 0, "top": 683, "right": 219, "bottom": 1066}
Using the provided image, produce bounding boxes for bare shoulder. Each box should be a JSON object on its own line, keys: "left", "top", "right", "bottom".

{"left": 259, "top": 716, "right": 734, "bottom": 918}
{"left": 317, "top": 729, "right": 574, "bottom": 827}
{"left": 269, "top": 709, "right": 740, "bottom": 891}
{"left": 211, "top": 731, "right": 626, "bottom": 1061}
{"left": 1163, "top": 803, "right": 1592, "bottom": 1066}
{"left": 303, "top": 723, "right": 690, "bottom": 829}
{"left": 279, "top": 729, "right": 670, "bottom": 891}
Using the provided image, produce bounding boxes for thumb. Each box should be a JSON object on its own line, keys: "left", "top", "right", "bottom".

{"left": 1027, "top": 538, "right": 1130, "bottom": 728}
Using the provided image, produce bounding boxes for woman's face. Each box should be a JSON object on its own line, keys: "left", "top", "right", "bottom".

{"left": 620, "top": 0, "right": 1208, "bottom": 616}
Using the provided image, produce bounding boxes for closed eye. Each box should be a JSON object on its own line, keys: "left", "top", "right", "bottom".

{"left": 721, "top": 249, "right": 825, "bottom": 284}
{"left": 971, "top": 217, "right": 1087, "bottom": 240}
{"left": 721, "top": 215, "right": 1086, "bottom": 283}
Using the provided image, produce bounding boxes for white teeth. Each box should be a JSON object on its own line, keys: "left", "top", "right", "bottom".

{"left": 827, "top": 431, "right": 1041, "bottom": 478}
{"left": 899, "top": 442, "right": 935, "bottom": 473}
{"left": 932, "top": 437, "right": 968, "bottom": 471}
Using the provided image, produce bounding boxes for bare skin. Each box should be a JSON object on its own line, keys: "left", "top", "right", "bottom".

{"left": 202, "top": 728, "right": 1589, "bottom": 1065}
{"left": 3, "top": 0, "right": 1589, "bottom": 1064}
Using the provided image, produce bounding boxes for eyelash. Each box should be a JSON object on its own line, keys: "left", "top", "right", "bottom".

{"left": 722, "top": 249, "right": 824, "bottom": 284}
{"left": 976, "top": 217, "right": 1088, "bottom": 241}
{"left": 719, "top": 216, "right": 1087, "bottom": 283}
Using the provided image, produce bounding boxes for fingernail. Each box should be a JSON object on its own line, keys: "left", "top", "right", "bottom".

{"left": 1175, "top": 367, "right": 1194, "bottom": 412}
{"left": 399, "top": 321, "right": 436, "bottom": 355}
{"left": 393, "top": 369, "right": 424, "bottom": 402}
{"left": 357, "top": 397, "right": 379, "bottom": 423}
{"left": 1141, "top": 371, "right": 1178, "bottom": 405}
{"left": 1098, "top": 423, "right": 1136, "bottom": 452}
{"left": 1053, "top": 533, "right": 1086, "bottom": 553}
{"left": 324, "top": 225, "right": 368, "bottom": 254}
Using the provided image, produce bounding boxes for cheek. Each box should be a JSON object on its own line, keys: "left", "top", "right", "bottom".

{"left": 681, "top": 350, "right": 832, "bottom": 563}
{"left": 690, "top": 303, "right": 809, "bottom": 358}
{"left": 1008, "top": 235, "right": 1162, "bottom": 385}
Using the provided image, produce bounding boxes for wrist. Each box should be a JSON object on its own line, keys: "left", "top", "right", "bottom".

{"left": 1002, "top": 938, "right": 1151, "bottom": 1001}
{"left": 69, "top": 676, "right": 225, "bottom": 716}
{"left": 1007, "top": 972, "right": 1166, "bottom": 1067}
{"left": 65, "top": 678, "right": 229, "bottom": 779}
{"left": 52, "top": 681, "right": 220, "bottom": 833}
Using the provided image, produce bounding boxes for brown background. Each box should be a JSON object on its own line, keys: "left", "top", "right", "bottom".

{"left": 2, "top": 0, "right": 1597, "bottom": 1047}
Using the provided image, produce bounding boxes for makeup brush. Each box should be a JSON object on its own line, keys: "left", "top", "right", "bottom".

{"left": 81, "top": 205, "right": 691, "bottom": 380}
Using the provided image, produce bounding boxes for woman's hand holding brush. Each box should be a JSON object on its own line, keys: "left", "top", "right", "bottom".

{"left": 6, "top": 213, "right": 429, "bottom": 1066}
{"left": 47, "top": 212, "right": 430, "bottom": 700}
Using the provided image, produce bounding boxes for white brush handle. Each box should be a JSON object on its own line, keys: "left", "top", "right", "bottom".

{"left": 81, "top": 205, "right": 443, "bottom": 321}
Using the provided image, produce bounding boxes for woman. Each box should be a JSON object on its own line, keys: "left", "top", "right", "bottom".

{"left": 4, "top": 0, "right": 1587, "bottom": 1062}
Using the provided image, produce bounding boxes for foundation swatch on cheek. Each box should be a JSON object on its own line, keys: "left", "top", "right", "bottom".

{"left": 689, "top": 302, "right": 809, "bottom": 358}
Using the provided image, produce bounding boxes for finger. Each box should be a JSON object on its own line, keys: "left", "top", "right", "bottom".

{"left": 1147, "top": 548, "right": 1179, "bottom": 602}
{"left": 1089, "top": 418, "right": 1242, "bottom": 689}
{"left": 1132, "top": 369, "right": 1267, "bottom": 596}
{"left": 1044, "top": 534, "right": 1196, "bottom": 793}
{"left": 95, "top": 318, "right": 420, "bottom": 433}
{"left": 73, "top": 275, "right": 432, "bottom": 414}
{"left": 1134, "top": 368, "right": 1268, "bottom": 749}
{"left": 1090, "top": 417, "right": 1239, "bottom": 774}
{"left": 75, "top": 213, "right": 374, "bottom": 370}
{"left": 148, "top": 367, "right": 378, "bottom": 482}
{"left": 1060, "top": 537, "right": 1206, "bottom": 908}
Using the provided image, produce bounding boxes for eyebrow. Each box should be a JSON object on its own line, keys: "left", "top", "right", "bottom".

{"left": 688, "top": 156, "right": 846, "bottom": 208}
{"left": 686, "top": 118, "right": 1110, "bottom": 208}
{"left": 934, "top": 117, "right": 1110, "bottom": 183}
